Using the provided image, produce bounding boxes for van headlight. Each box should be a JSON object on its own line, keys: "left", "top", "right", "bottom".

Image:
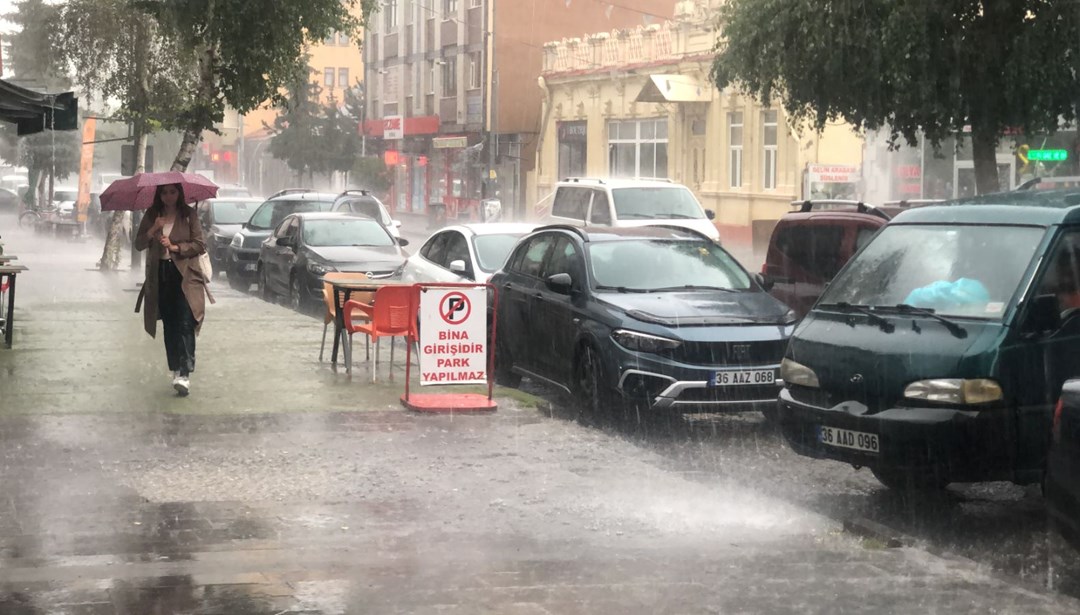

{"left": 611, "top": 329, "right": 681, "bottom": 353}
{"left": 781, "top": 358, "right": 819, "bottom": 388}
{"left": 903, "top": 379, "right": 1003, "bottom": 405}
{"left": 230, "top": 234, "right": 243, "bottom": 249}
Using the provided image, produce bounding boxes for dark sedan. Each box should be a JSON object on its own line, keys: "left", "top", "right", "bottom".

{"left": 226, "top": 190, "right": 336, "bottom": 291}
{"left": 1047, "top": 380, "right": 1080, "bottom": 551}
{"left": 491, "top": 225, "right": 796, "bottom": 422}
{"left": 258, "top": 213, "right": 409, "bottom": 310}
{"left": 197, "top": 197, "right": 263, "bottom": 273}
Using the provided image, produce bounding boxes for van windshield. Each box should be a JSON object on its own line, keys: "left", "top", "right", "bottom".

{"left": 819, "top": 225, "right": 1046, "bottom": 320}
{"left": 611, "top": 187, "right": 705, "bottom": 220}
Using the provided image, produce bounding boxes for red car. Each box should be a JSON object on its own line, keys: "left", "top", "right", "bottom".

{"left": 761, "top": 200, "right": 889, "bottom": 318}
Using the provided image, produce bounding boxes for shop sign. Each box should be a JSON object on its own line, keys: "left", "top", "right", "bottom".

{"left": 383, "top": 115, "right": 404, "bottom": 140}
{"left": 807, "top": 164, "right": 860, "bottom": 184}
{"left": 418, "top": 288, "right": 488, "bottom": 385}
{"left": 558, "top": 121, "right": 587, "bottom": 143}
{"left": 433, "top": 136, "right": 468, "bottom": 149}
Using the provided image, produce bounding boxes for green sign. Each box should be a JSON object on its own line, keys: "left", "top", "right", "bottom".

{"left": 1028, "top": 149, "right": 1069, "bottom": 162}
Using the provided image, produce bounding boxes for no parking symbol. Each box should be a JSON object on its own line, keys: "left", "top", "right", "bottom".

{"left": 419, "top": 287, "right": 488, "bottom": 386}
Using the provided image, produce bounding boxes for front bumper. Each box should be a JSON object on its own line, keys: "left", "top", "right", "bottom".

{"left": 777, "top": 387, "right": 1015, "bottom": 482}
{"left": 227, "top": 248, "right": 260, "bottom": 279}
{"left": 612, "top": 346, "right": 782, "bottom": 412}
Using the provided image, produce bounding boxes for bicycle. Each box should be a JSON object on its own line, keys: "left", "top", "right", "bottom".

{"left": 17, "top": 202, "right": 60, "bottom": 229}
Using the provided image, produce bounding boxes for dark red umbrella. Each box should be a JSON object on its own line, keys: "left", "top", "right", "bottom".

{"left": 99, "top": 171, "right": 219, "bottom": 212}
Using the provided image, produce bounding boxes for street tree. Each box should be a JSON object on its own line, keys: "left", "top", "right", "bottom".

{"left": 267, "top": 60, "right": 325, "bottom": 184}
{"left": 56, "top": 0, "right": 195, "bottom": 270}
{"left": 135, "top": 0, "right": 376, "bottom": 172}
{"left": 710, "top": 0, "right": 1080, "bottom": 194}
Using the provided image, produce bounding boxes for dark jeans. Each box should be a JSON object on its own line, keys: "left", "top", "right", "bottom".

{"left": 159, "top": 260, "right": 196, "bottom": 376}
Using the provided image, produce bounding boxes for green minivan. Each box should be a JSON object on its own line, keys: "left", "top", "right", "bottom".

{"left": 777, "top": 190, "right": 1080, "bottom": 489}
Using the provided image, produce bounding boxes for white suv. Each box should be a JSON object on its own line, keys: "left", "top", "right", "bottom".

{"left": 539, "top": 178, "right": 719, "bottom": 241}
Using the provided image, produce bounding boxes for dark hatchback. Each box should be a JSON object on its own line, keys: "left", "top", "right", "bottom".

{"left": 777, "top": 192, "right": 1080, "bottom": 490}
{"left": 491, "top": 225, "right": 796, "bottom": 418}
{"left": 1047, "top": 380, "right": 1080, "bottom": 551}
{"left": 258, "top": 213, "right": 409, "bottom": 310}
{"left": 226, "top": 190, "right": 336, "bottom": 290}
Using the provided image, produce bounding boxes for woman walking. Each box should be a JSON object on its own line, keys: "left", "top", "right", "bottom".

{"left": 135, "top": 183, "right": 209, "bottom": 396}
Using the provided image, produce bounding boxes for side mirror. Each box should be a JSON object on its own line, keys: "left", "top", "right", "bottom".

{"left": 705, "top": 209, "right": 716, "bottom": 220}
{"left": 1026, "top": 294, "right": 1061, "bottom": 334}
{"left": 276, "top": 236, "right": 294, "bottom": 248}
{"left": 396, "top": 236, "right": 410, "bottom": 247}
{"left": 546, "top": 272, "right": 573, "bottom": 294}
{"left": 449, "top": 259, "right": 468, "bottom": 274}
{"left": 393, "top": 219, "right": 403, "bottom": 228}
{"left": 754, "top": 272, "right": 774, "bottom": 291}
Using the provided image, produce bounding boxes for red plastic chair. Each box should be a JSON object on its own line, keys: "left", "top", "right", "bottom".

{"left": 343, "top": 285, "right": 417, "bottom": 381}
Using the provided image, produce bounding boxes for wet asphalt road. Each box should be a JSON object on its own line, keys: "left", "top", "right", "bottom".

{"left": 1, "top": 220, "right": 1079, "bottom": 613}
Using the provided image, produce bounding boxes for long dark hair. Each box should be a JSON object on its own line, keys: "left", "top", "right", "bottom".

{"left": 148, "top": 183, "right": 191, "bottom": 220}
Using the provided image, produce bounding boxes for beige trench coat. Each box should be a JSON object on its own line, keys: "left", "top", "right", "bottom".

{"left": 134, "top": 208, "right": 211, "bottom": 338}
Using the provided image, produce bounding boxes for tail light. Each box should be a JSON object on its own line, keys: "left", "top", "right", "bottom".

{"left": 1052, "top": 398, "right": 1064, "bottom": 442}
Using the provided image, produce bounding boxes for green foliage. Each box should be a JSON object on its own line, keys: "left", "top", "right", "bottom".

{"left": 351, "top": 156, "right": 391, "bottom": 193}
{"left": 136, "top": 0, "right": 377, "bottom": 136}
{"left": 4, "top": 0, "right": 67, "bottom": 89}
{"left": 57, "top": 0, "right": 195, "bottom": 133}
{"left": 711, "top": 0, "right": 1080, "bottom": 192}
{"left": 19, "top": 129, "right": 81, "bottom": 183}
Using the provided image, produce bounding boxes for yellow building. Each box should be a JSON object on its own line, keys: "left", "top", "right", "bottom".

{"left": 533, "top": 0, "right": 863, "bottom": 260}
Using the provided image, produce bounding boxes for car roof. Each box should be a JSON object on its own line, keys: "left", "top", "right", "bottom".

{"left": 556, "top": 177, "right": 690, "bottom": 190}
{"left": 437, "top": 222, "right": 540, "bottom": 237}
{"left": 267, "top": 191, "right": 337, "bottom": 202}
{"left": 890, "top": 189, "right": 1080, "bottom": 226}
{"left": 287, "top": 212, "right": 372, "bottom": 222}
{"left": 207, "top": 197, "right": 263, "bottom": 204}
{"left": 533, "top": 224, "right": 711, "bottom": 243}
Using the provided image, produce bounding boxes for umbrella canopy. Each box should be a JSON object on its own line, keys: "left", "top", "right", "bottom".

{"left": 100, "top": 171, "right": 219, "bottom": 212}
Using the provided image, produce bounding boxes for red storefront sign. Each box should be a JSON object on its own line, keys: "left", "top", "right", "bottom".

{"left": 362, "top": 115, "right": 441, "bottom": 138}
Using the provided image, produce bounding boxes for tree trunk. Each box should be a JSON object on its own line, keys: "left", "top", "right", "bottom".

{"left": 129, "top": 126, "right": 148, "bottom": 270}
{"left": 171, "top": 43, "right": 216, "bottom": 172}
{"left": 98, "top": 212, "right": 127, "bottom": 271}
{"left": 971, "top": 127, "right": 1001, "bottom": 195}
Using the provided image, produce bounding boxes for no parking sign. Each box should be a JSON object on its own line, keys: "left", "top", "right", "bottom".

{"left": 418, "top": 286, "right": 488, "bottom": 386}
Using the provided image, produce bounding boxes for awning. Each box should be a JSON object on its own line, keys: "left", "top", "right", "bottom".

{"left": 635, "top": 74, "right": 711, "bottom": 103}
{"left": 0, "top": 79, "right": 78, "bottom": 136}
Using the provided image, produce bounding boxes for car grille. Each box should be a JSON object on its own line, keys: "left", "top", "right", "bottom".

{"left": 676, "top": 385, "right": 779, "bottom": 403}
{"left": 670, "top": 339, "right": 786, "bottom": 367}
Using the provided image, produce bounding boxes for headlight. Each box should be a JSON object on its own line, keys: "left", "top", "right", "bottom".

{"left": 611, "top": 329, "right": 681, "bottom": 353}
{"left": 903, "top": 379, "right": 1003, "bottom": 405}
{"left": 781, "top": 358, "right": 819, "bottom": 388}
{"left": 230, "top": 234, "right": 243, "bottom": 249}
{"left": 307, "top": 262, "right": 335, "bottom": 276}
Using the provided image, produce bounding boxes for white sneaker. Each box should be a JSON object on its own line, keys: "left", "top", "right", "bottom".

{"left": 171, "top": 371, "right": 180, "bottom": 386}
{"left": 174, "top": 376, "right": 190, "bottom": 396}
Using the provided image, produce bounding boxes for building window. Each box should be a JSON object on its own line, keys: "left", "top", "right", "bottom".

{"left": 470, "top": 0, "right": 482, "bottom": 7}
{"left": 728, "top": 111, "right": 743, "bottom": 189}
{"left": 324, "top": 67, "right": 335, "bottom": 88}
{"left": 468, "top": 52, "right": 481, "bottom": 90}
{"left": 558, "top": 121, "right": 587, "bottom": 179}
{"left": 763, "top": 109, "right": 778, "bottom": 190}
{"left": 428, "top": 60, "right": 436, "bottom": 95}
{"left": 338, "top": 31, "right": 350, "bottom": 46}
{"left": 607, "top": 118, "right": 668, "bottom": 178}
{"left": 441, "top": 57, "right": 457, "bottom": 95}
{"left": 405, "top": 0, "right": 414, "bottom": 24}
{"left": 338, "top": 67, "right": 350, "bottom": 89}
{"left": 444, "top": 0, "right": 458, "bottom": 17}
{"left": 324, "top": 32, "right": 337, "bottom": 46}
{"left": 384, "top": 0, "right": 399, "bottom": 30}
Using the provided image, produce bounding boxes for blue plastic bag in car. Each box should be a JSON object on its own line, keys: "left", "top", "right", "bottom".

{"left": 903, "top": 278, "right": 991, "bottom": 311}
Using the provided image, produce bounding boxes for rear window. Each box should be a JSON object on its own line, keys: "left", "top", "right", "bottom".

{"left": 248, "top": 199, "right": 333, "bottom": 230}
{"left": 338, "top": 197, "right": 391, "bottom": 225}
{"left": 772, "top": 224, "right": 846, "bottom": 279}
{"left": 552, "top": 187, "right": 593, "bottom": 220}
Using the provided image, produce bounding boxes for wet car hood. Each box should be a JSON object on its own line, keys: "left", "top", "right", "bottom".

{"left": 598, "top": 290, "right": 792, "bottom": 326}
{"left": 788, "top": 310, "right": 1004, "bottom": 411}
{"left": 235, "top": 225, "right": 274, "bottom": 249}
{"left": 209, "top": 223, "right": 243, "bottom": 239}
{"left": 307, "top": 245, "right": 403, "bottom": 271}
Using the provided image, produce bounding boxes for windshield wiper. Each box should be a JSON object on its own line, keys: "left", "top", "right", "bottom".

{"left": 616, "top": 213, "right": 654, "bottom": 219}
{"left": 821, "top": 302, "right": 895, "bottom": 332}
{"left": 663, "top": 213, "right": 699, "bottom": 219}
{"left": 649, "top": 285, "right": 738, "bottom": 293}
{"left": 595, "top": 284, "right": 649, "bottom": 293}
{"left": 889, "top": 304, "right": 969, "bottom": 339}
